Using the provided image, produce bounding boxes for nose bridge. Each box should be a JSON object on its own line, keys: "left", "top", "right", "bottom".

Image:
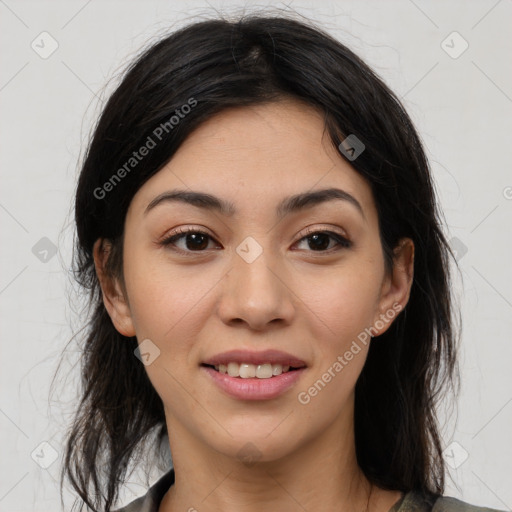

{"left": 236, "top": 241, "right": 279, "bottom": 291}
{"left": 217, "top": 235, "right": 294, "bottom": 329}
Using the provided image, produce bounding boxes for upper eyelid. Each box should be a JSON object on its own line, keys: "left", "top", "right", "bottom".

{"left": 300, "top": 225, "right": 349, "bottom": 239}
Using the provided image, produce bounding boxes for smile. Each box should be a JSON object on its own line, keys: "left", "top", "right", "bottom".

{"left": 201, "top": 349, "right": 307, "bottom": 400}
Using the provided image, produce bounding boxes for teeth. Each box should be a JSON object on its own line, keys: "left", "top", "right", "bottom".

{"left": 256, "top": 363, "right": 272, "bottom": 379}
{"left": 227, "top": 362, "right": 240, "bottom": 377}
{"left": 215, "top": 362, "right": 294, "bottom": 378}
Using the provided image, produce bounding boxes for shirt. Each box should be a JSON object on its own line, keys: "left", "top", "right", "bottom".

{"left": 112, "top": 469, "right": 505, "bottom": 512}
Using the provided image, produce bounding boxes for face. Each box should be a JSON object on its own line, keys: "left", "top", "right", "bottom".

{"left": 96, "top": 99, "right": 413, "bottom": 464}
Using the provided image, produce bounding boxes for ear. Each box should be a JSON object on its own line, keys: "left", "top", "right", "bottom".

{"left": 93, "top": 238, "right": 136, "bottom": 337}
{"left": 371, "top": 237, "right": 414, "bottom": 337}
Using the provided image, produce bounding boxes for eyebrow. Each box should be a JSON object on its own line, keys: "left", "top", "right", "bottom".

{"left": 144, "top": 187, "right": 365, "bottom": 220}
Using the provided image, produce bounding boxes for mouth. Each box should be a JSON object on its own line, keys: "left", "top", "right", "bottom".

{"left": 200, "top": 350, "right": 307, "bottom": 400}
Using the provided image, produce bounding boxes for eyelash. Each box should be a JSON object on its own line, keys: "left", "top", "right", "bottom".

{"left": 159, "top": 226, "right": 352, "bottom": 255}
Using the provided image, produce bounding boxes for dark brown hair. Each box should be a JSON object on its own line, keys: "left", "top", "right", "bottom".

{"left": 59, "top": 12, "right": 459, "bottom": 511}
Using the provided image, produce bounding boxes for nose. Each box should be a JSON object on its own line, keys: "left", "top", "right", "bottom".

{"left": 216, "top": 245, "right": 295, "bottom": 331}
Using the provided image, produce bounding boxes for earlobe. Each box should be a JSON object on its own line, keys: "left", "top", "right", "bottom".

{"left": 372, "top": 238, "right": 415, "bottom": 336}
{"left": 92, "top": 238, "right": 136, "bottom": 338}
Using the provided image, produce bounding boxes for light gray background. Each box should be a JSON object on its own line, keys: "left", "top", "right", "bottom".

{"left": 0, "top": 1, "right": 511, "bottom": 511}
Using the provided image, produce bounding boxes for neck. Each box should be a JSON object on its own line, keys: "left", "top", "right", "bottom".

{"left": 160, "top": 406, "right": 378, "bottom": 512}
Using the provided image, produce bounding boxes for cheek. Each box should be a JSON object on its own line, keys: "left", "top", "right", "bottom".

{"left": 293, "top": 271, "right": 377, "bottom": 422}
{"left": 297, "top": 264, "right": 382, "bottom": 348}
{"left": 122, "top": 245, "right": 223, "bottom": 358}
{"left": 121, "top": 249, "right": 221, "bottom": 417}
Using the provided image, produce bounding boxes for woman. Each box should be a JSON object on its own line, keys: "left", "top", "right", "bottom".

{"left": 60, "top": 13, "right": 503, "bottom": 512}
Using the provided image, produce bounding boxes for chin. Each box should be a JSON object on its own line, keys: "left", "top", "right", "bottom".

{"left": 204, "top": 419, "right": 306, "bottom": 463}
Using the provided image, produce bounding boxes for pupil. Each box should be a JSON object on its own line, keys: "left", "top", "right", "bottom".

{"left": 186, "top": 233, "right": 208, "bottom": 250}
{"left": 309, "top": 233, "right": 329, "bottom": 251}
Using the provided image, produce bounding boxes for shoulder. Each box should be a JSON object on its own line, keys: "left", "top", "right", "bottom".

{"left": 395, "top": 490, "right": 506, "bottom": 512}
{"left": 111, "top": 469, "right": 175, "bottom": 512}
{"left": 433, "top": 495, "right": 506, "bottom": 512}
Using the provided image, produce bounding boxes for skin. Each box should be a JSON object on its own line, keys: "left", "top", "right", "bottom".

{"left": 94, "top": 98, "right": 414, "bottom": 512}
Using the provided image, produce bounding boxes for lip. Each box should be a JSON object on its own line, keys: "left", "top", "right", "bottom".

{"left": 202, "top": 349, "right": 307, "bottom": 367}
{"left": 201, "top": 365, "right": 307, "bottom": 400}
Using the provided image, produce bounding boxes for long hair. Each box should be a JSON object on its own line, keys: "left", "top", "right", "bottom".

{"left": 59, "top": 12, "right": 459, "bottom": 511}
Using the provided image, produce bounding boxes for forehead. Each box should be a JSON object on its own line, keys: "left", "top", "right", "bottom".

{"left": 128, "top": 99, "right": 377, "bottom": 223}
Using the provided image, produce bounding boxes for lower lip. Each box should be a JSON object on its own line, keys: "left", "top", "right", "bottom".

{"left": 201, "top": 366, "right": 306, "bottom": 400}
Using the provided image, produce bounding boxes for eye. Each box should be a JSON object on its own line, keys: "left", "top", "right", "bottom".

{"left": 160, "top": 227, "right": 352, "bottom": 255}
{"left": 293, "top": 229, "right": 352, "bottom": 252}
{"left": 160, "top": 227, "right": 220, "bottom": 253}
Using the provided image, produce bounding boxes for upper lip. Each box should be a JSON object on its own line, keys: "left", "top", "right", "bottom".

{"left": 202, "top": 349, "right": 307, "bottom": 368}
